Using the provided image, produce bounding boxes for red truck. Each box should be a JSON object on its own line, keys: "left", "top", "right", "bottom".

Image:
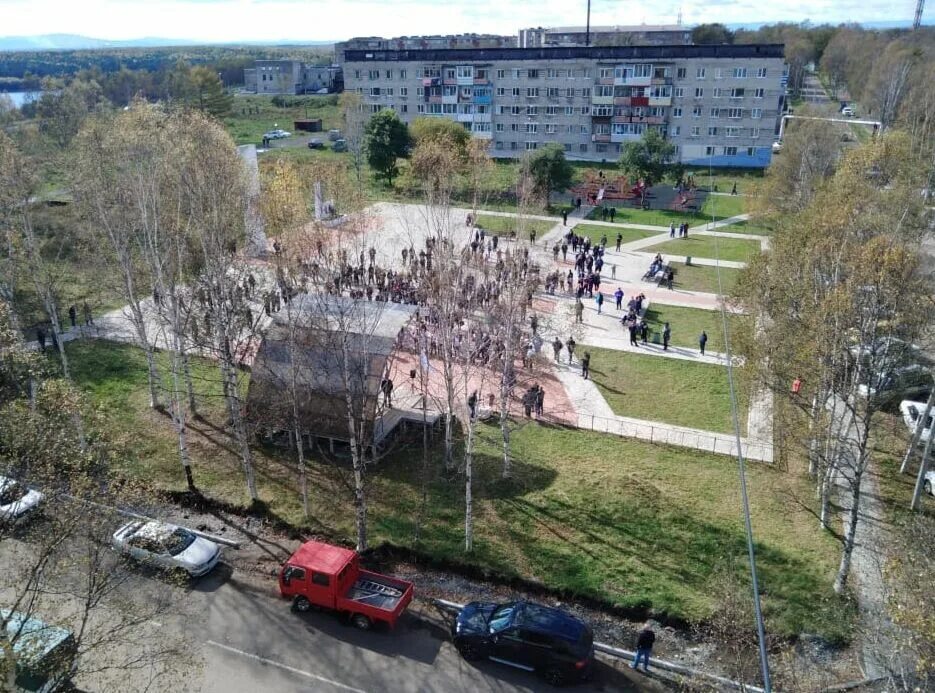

{"left": 279, "top": 540, "right": 414, "bottom": 630}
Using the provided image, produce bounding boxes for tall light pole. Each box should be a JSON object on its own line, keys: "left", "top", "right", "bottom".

{"left": 914, "top": 0, "right": 925, "bottom": 29}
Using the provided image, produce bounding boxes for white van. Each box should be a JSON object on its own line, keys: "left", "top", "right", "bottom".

{"left": 900, "top": 399, "right": 933, "bottom": 443}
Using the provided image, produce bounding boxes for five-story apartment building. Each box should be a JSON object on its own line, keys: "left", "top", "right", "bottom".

{"left": 343, "top": 43, "right": 785, "bottom": 168}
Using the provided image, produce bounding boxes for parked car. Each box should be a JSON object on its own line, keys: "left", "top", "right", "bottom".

{"left": 841, "top": 106, "right": 855, "bottom": 117}
{"left": 327, "top": 129, "right": 342, "bottom": 141}
{"left": 331, "top": 138, "right": 348, "bottom": 153}
{"left": 0, "top": 475, "right": 44, "bottom": 523}
{"left": 900, "top": 399, "right": 933, "bottom": 443}
{"left": 307, "top": 138, "right": 325, "bottom": 149}
{"left": 279, "top": 540, "right": 413, "bottom": 630}
{"left": 452, "top": 600, "right": 594, "bottom": 686}
{"left": 263, "top": 129, "right": 290, "bottom": 140}
{"left": 849, "top": 338, "right": 933, "bottom": 406}
{"left": 771, "top": 140, "right": 783, "bottom": 153}
{"left": 112, "top": 520, "right": 221, "bottom": 578}
{"left": 2, "top": 608, "right": 77, "bottom": 692}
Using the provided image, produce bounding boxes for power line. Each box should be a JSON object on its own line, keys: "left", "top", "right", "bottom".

{"left": 707, "top": 159, "right": 772, "bottom": 691}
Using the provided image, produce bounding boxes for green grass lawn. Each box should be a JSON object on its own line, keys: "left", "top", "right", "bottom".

{"left": 585, "top": 346, "right": 748, "bottom": 434}
{"left": 682, "top": 167, "right": 764, "bottom": 195}
{"left": 474, "top": 213, "right": 554, "bottom": 237}
{"left": 224, "top": 94, "right": 342, "bottom": 146}
{"left": 574, "top": 224, "right": 664, "bottom": 246}
{"left": 716, "top": 218, "right": 775, "bottom": 236}
{"left": 643, "top": 236, "right": 763, "bottom": 264}
{"left": 700, "top": 193, "right": 747, "bottom": 219}
{"left": 640, "top": 304, "right": 743, "bottom": 354}
{"left": 585, "top": 205, "right": 694, "bottom": 229}
{"left": 64, "top": 339, "right": 852, "bottom": 642}
{"left": 668, "top": 261, "right": 742, "bottom": 295}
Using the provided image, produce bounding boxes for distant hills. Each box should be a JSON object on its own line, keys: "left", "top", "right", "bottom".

{"left": 0, "top": 34, "right": 336, "bottom": 52}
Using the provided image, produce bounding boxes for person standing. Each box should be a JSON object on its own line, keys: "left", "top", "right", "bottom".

{"left": 82, "top": 302, "right": 93, "bottom": 326}
{"left": 631, "top": 623, "right": 655, "bottom": 672}
{"left": 36, "top": 327, "right": 46, "bottom": 352}
{"left": 562, "top": 209, "right": 568, "bottom": 226}
{"left": 561, "top": 241, "right": 568, "bottom": 260}
{"left": 552, "top": 338, "right": 563, "bottom": 362}
{"left": 663, "top": 322, "right": 671, "bottom": 351}
{"left": 628, "top": 322, "right": 638, "bottom": 346}
{"left": 581, "top": 351, "right": 590, "bottom": 379}
{"left": 699, "top": 330, "right": 708, "bottom": 356}
{"left": 614, "top": 287, "right": 624, "bottom": 311}
{"left": 669, "top": 222, "right": 675, "bottom": 238}
{"left": 68, "top": 305, "right": 77, "bottom": 329}
{"left": 611, "top": 264, "right": 616, "bottom": 279}
{"left": 609, "top": 207, "right": 616, "bottom": 222}
{"left": 467, "top": 391, "right": 478, "bottom": 420}
{"left": 529, "top": 228, "right": 537, "bottom": 244}
{"left": 535, "top": 385, "right": 545, "bottom": 418}
{"left": 574, "top": 300, "right": 584, "bottom": 323}
{"left": 640, "top": 319, "right": 649, "bottom": 344}
{"left": 530, "top": 314, "right": 538, "bottom": 335}
{"left": 595, "top": 291, "right": 604, "bottom": 314}
{"left": 566, "top": 337, "right": 576, "bottom": 363}
{"left": 615, "top": 233, "right": 623, "bottom": 251}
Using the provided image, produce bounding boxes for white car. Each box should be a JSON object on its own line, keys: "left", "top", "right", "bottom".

{"left": 113, "top": 520, "right": 221, "bottom": 577}
{"left": 841, "top": 106, "right": 855, "bottom": 117}
{"left": 925, "top": 470, "right": 935, "bottom": 497}
{"left": 900, "top": 399, "right": 933, "bottom": 443}
{"left": 772, "top": 140, "right": 783, "bottom": 153}
{"left": 0, "top": 475, "right": 44, "bottom": 523}
{"left": 270, "top": 129, "right": 291, "bottom": 139}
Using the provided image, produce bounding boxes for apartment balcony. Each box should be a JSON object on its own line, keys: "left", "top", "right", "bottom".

{"left": 472, "top": 130, "right": 493, "bottom": 140}
{"left": 457, "top": 76, "right": 474, "bottom": 86}
{"left": 473, "top": 77, "right": 491, "bottom": 86}
{"left": 611, "top": 132, "right": 643, "bottom": 143}
{"left": 422, "top": 77, "right": 440, "bottom": 87}
{"left": 630, "top": 96, "right": 649, "bottom": 107}
{"left": 456, "top": 113, "right": 474, "bottom": 123}
{"left": 473, "top": 112, "right": 492, "bottom": 123}
{"left": 442, "top": 95, "right": 458, "bottom": 104}
{"left": 612, "top": 115, "right": 665, "bottom": 125}
{"left": 598, "top": 77, "right": 615, "bottom": 86}
{"left": 648, "top": 97, "right": 672, "bottom": 107}
{"left": 651, "top": 77, "right": 673, "bottom": 85}
{"left": 613, "top": 96, "right": 632, "bottom": 106}
{"left": 443, "top": 78, "right": 458, "bottom": 86}
{"left": 591, "top": 95, "right": 614, "bottom": 106}
{"left": 591, "top": 113, "right": 612, "bottom": 122}
{"left": 623, "top": 76, "right": 652, "bottom": 87}
{"left": 591, "top": 134, "right": 611, "bottom": 143}
{"left": 428, "top": 96, "right": 442, "bottom": 104}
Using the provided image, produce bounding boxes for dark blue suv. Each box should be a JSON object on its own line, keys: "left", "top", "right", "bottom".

{"left": 452, "top": 600, "right": 595, "bottom": 686}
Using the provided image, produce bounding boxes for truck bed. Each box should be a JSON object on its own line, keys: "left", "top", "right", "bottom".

{"left": 343, "top": 570, "right": 411, "bottom": 613}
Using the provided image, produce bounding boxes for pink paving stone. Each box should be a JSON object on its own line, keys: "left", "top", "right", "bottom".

{"left": 385, "top": 347, "right": 577, "bottom": 426}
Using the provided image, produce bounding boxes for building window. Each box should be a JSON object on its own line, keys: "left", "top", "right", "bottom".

{"left": 443, "top": 85, "right": 456, "bottom": 96}
{"left": 673, "top": 107, "right": 683, "bottom": 118}
{"left": 512, "top": 68, "right": 522, "bottom": 79}
{"left": 526, "top": 106, "right": 538, "bottom": 116}
{"left": 509, "top": 87, "right": 519, "bottom": 97}
{"left": 733, "top": 67, "right": 747, "bottom": 79}
{"left": 690, "top": 126, "right": 700, "bottom": 137}
{"left": 595, "top": 144, "right": 607, "bottom": 153}
{"left": 726, "top": 127, "right": 740, "bottom": 138}
{"left": 582, "top": 69, "right": 591, "bottom": 78}
{"left": 369, "top": 87, "right": 381, "bottom": 97}
{"left": 527, "top": 69, "right": 539, "bottom": 79}
{"left": 443, "top": 104, "right": 456, "bottom": 114}
{"left": 546, "top": 106, "right": 558, "bottom": 116}
{"left": 476, "top": 68, "right": 488, "bottom": 80}
{"left": 600, "top": 68, "right": 613, "bottom": 79}
{"left": 692, "top": 106, "right": 702, "bottom": 118}
{"left": 510, "top": 123, "right": 520, "bottom": 131}
{"left": 354, "top": 70, "right": 360, "bottom": 79}
{"left": 728, "top": 108, "right": 743, "bottom": 119}
{"left": 694, "top": 87, "right": 704, "bottom": 98}
{"left": 417, "top": 104, "right": 424, "bottom": 113}
{"left": 713, "top": 87, "right": 722, "bottom": 98}
{"left": 710, "top": 108, "right": 720, "bottom": 118}
{"left": 754, "top": 88, "right": 765, "bottom": 99}
{"left": 566, "top": 124, "right": 575, "bottom": 133}
{"left": 400, "top": 105, "right": 407, "bottom": 113}
{"left": 705, "top": 145, "right": 715, "bottom": 156}
{"left": 497, "top": 69, "right": 505, "bottom": 79}
{"left": 579, "top": 143, "right": 588, "bottom": 152}
{"left": 511, "top": 142, "right": 518, "bottom": 150}
{"left": 527, "top": 87, "right": 539, "bottom": 98}
{"left": 696, "top": 67, "right": 706, "bottom": 79}
{"left": 416, "top": 87, "right": 424, "bottom": 96}
{"left": 457, "top": 66, "right": 474, "bottom": 79}
{"left": 370, "top": 104, "right": 382, "bottom": 113}
{"left": 725, "top": 146, "right": 738, "bottom": 155}
{"left": 582, "top": 87, "right": 591, "bottom": 97}
{"left": 671, "top": 125, "right": 681, "bottom": 136}
{"left": 708, "top": 126, "right": 718, "bottom": 136}
{"left": 674, "top": 87, "right": 684, "bottom": 98}
{"left": 546, "top": 124, "right": 557, "bottom": 134}
{"left": 399, "top": 88, "right": 407, "bottom": 96}
{"left": 580, "top": 125, "right": 589, "bottom": 134}
{"left": 677, "top": 67, "right": 687, "bottom": 79}
{"left": 714, "top": 68, "right": 723, "bottom": 80}
{"left": 384, "top": 70, "right": 392, "bottom": 79}
{"left": 565, "top": 106, "right": 574, "bottom": 115}
{"left": 445, "top": 68, "right": 455, "bottom": 79}
{"left": 747, "top": 146, "right": 756, "bottom": 156}
{"left": 730, "top": 88, "right": 745, "bottom": 99}
{"left": 580, "top": 106, "right": 590, "bottom": 115}
{"left": 369, "top": 70, "right": 379, "bottom": 80}
{"left": 525, "top": 141, "right": 538, "bottom": 150}
{"left": 756, "top": 67, "right": 767, "bottom": 78}
{"left": 548, "top": 87, "right": 560, "bottom": 97}
{"left": 751, "top": 127, "right": 760, "bottom": 138}
{"left": 495, "top": 141, "right": 504, "bottom": 150}
{"left": 385, "top": 88, "right": 394, "bottom": 96}
{"left": 564, "top": 143, "right": 572, "bottom": 152}
{"left": 526, "top": 123, "right": 538, "bottom": 133}
{"left": 496, "top": 87, "right": 506, "bottom": 96}
{"left": 511, "top": 105, "right": 522, "bottom": 115}
{"left": 496, "top": 123, "right": 504, "bottom": 132}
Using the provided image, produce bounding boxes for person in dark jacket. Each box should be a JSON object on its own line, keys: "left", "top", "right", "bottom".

{"left": 581, "top": 351, "right": 590, "bottom": 379}
{"left": 631, "top": 623, "right": 655, "bottom": 672}
{"left": 663, "top": 322, "right": 671, "bottom": 351}
{"left": 699, "top": 330, "right": 708, "bottom": 356}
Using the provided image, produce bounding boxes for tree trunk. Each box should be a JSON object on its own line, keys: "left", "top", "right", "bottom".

{"left": 910, "top": 423, "right": 934, "bottom": 511}
{"left": 221, "top": 356, "right": 257, "bottom": 502}
{"left": 443, "top": 352, "right": 455, "bottom": 471}
{"left": 341, "top": 339, "right": 367, "bottom": 552}
{"left": 295, "top": 426, "right": 309, "bottom": 520}
{"left": 464, "top": 409, "right": 476, "bottom": 552}
{"left": 183, "top": 351, "right": 197, "bottom": 415}
{"left": 834, "top": 467, "right": 863, "bottom": 594}
{"left": 170, "top": 351, "right": 195, "bottom": 491}
{"left": 123, "top": 265, "right": 162, "bottom": 409}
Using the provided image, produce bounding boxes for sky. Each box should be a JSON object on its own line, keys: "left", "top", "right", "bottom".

{"left": 0, "top": 0, "right": 927, "bottom": 43}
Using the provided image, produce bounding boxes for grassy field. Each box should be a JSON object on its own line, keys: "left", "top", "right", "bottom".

{"left": 640, "top": 304, "right": 742, "bottom": 355}
{"left": 62, "top": 339, "right": 851, "bottom": 641}
{"left": 669, "top": 261, "right": 743, "bottom": 295}
{"left": 682, "top": 167, "right": 764, "bottom": 195}
{"left": 585, "top": 205, "right": 695, "bottom": 229}
{"left": 574, "top": 224, "right": 664, "bottom": 246}
{"left": 585, "top": 346, "right": 748, "bottom": 433}
{"left": 473, "top": 213, "right": 555, "bottom": 238}
{"left": 224, "top": 94, "right": 342, "bottom": 146}
{"left": 717, "top": 218, "right": 775, "bottom": 236}
{"left": 700, "top": 193, "right": 747, "bottom": 219}
{"left": 643, "top": 236, "right": 763, "bottom": 264}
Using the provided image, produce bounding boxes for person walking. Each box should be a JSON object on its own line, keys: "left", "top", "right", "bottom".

{"left": 82, "top": 301, "right": 93, "bottom": 326}
{"left": 530, "top": 314, "right": 538, "bottom": 335}
{"left": 68, "top": 305, "right": 77, "bottom": 329}
{"left": 631, "top": 623, "right": 655, "bottom": 673}
{"left": 699, "top": 330, "right": 708, "bottom": 356}
{"left": 529, "top": 228, "right": 537, "bottom": 244}
{"left": 552, "top": 338, "right": 563, "bottom": 362}
{"left": 615, "top": 233, "right": 623, "bottom": 252}
{"left": 36, "top": 327, "right": 46, "bottom": 352}
{"left": 595, "top": 291, "right": 604, "bottom": 314}
{"left": 628, "top": 322, "right": 638, "bottom": 346}
{"left": 666, "top": 267, "right": 674, "bottom": 290}
{"left": 614, "top": 287, "right": 624, "bottom": 311}
{"left": 611, "top": 264, "right": 616, "bottom": 279}
{"left": 561, "top": 242, "right": 568, "bottom": 260}
{"left": 609, "top": 207, "right": 616, "bottom": 222}
{"left": 640, "top": 319, "right": 649, "bottom": 344}
{"left": 562, "top": 209, "right": 568, "bottom": 226}
{"left": 535, "top": 385, "right": 545, "bottom": 418}
{"left": 581, "top": 351, "right": 590, "bottom": 379}
{"left": 663, "top": 322, "right": 671, "bottom": 351}
{"left": 669, "top": 222, "right": 675, "bottom": 238}
{"left": 574, "top": 299, "right": 584, "bottom": 323}
{"left": 467, "top": 391, "right": 478, "bottom": 419}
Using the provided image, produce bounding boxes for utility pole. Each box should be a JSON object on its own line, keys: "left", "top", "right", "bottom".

{"left": 586, "top": 0, "right": 591, "bottom": 46}
{"left": 915, "top": 0, "right": 925, "bottom": 29}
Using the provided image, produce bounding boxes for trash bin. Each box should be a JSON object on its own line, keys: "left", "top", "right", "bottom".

{"left": 686, "top": 256, "right": 692, "bottom": 266}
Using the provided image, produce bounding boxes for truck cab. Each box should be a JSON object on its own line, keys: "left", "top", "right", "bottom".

{"left": 279, "top": 540, "right": 413, "bottom": 630}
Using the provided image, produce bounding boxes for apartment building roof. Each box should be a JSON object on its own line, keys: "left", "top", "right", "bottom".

{"left": 542, "top": 24, "right": 687, "bottom": 33}
{"left": 343, "top": 43, "right": 784, "bottom": 63}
